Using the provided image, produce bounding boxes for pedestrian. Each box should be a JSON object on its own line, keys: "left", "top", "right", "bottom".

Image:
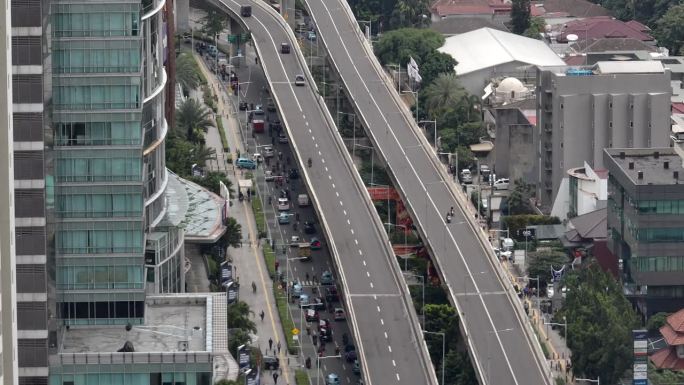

{"left": 269, "top": 337, "right": 273, "bottom": 351}
{"left": 260, "top": 310, "right": 265, "bottom": 322}
{"left": 305, "top": 272, "right": 309, "bottom": 281}
{"left": 277, "top": 341, "right": 281, "bottom": 354}
{"left": 272, "top": 372, "right": 278, "bottom": 384}
{"left": 312, "top": 332, "right": 318, "bottom": 345}
{"left": 295, "top": 213, "right": 300, "bottom": 221}
{"left": 275, "top": 260, "right": 279, "bottom": 272}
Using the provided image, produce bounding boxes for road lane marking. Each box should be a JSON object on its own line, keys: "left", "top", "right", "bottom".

{"left": 396, "top": 373, "right": 400, "bottom": 381}
{"left": 370, "top": 282, "right": 374, "bottom": 288}
{"left": 388, "top": 345, "right": 392, "bottom": 353}
{"left": 358, "top": 250, "right": 362, "bottom": 255}
{"left": 366, "top": 271, "right": 370, "bottom": 277}
{"left": 347, "top": 219, "right": 350, "bottom": 224}
{"left": 315, "top": 143, "right": 318, "bottom": 148}
{"left": 318, "top": 150, "right": 322, "bottom": 156}
{"left": 384, "top": 332, "right": 388, "bottom": 339}
{"left": 350, "top": 229, "right": 354, "bottom": 235}
{"left": 362, "top": 260, "right": 366, "bottom": 266}
{"left": 336, "top": 192, "right": 339, "bottom": 197}
{"left": 381, "top": 318, "right": 384, "bottom": 325}
{"left": 305, "top": 121, "right": 309, "bottom": 126}
{"left": 392, "top": 359, "right": 396, "bottom": 366}
{"left": 377, "top": 306, "right": 380, "bottom": 312}
{"left": 339, "top": 200, "right": 343, "bottom": 205}
{"left": 325, "top": 166, "right": 328, "bottom": 172}
{"left": 331, "top": 183, "right": 335, "bottom": 188}
{"left": 354, "top": 239, "right": 358, "bottom": 245}
{"left": 329, "top": 175, "right": 332, "bottom": 180}
{"left": 342, "top": 209, "right": 346, "bottom": 215}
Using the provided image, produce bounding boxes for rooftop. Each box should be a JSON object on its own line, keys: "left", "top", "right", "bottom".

{"left": 556, "top": 16, "right": 654, "bottom": 43}
{"left": 438, "top": 28, "right": 565, "bottom": 75}
{"left": 567, "top": 38, "right": 659, "bottom": 54}
{"left": 430, "top": 0, "right": 511, "bottom": 17}
{"left": 60, "top": 294, "right": 222, "bottom": 354}
{"left": 532, "top": 0, "right": 611, "bottom": 18}
{"left": 605, "top": 148, "right": 684, "bottom": 186}
{"left": 163, "top": 171, "right": 227, "bottom": 243}
{"left": 430, "top": 16, "right": 507, "bottom": 36}
{"left": 543, "top": 60, "right": 665, "bottom": 76}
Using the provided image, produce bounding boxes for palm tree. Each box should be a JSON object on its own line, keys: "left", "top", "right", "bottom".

{"left": 176, "top": 54, "right": 200, "bottom": 92}
{"left": 175, "top": 99, "right": 213, "bottom": 142}
{"left": 192, "top": 144, "right": 216, "bottom": 166}
{"left": 423, "top": 73, "right": 467, "bottom": 119}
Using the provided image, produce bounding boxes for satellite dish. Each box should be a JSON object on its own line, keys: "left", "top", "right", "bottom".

{"left": 566, "top": 34, "right": 578, "bottom": 42}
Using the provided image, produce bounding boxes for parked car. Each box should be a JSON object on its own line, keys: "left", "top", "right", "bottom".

{"left": 480, "top": 164, "right": 491, "bottom": 182}
{"left": 295, "top": 74, "right": 306, "bottom": 86}
{"left": 334, "top": 308, "right": 345, "bottom": 321}
{"left": 278, "top": 133, "right": 289, "bottom": 143}
{"left": 460, "top": 169, "right": 473, "bottom": 184}
{"left": 263, "top": 356, "right": 279, "bottom": 370}
{"left": 352, "top": 359, "right": 360, "bottom": 375}
{"left": 303, "top": 221, "right": 315, "bottom": 234}
{"left": 307, "top": 31, "right": 317, "bottom": 41}
{"left": 493, "top": 178, "right": 510, "bottom": 190}
{"left": 310, "top": 237, "right": 322, "bottom": 250}
{"left": 320, "top": 271, "right": 334, "bottom": 285}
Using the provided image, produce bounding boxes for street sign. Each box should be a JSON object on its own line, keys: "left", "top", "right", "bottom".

{"left": 633, "top": 380, "right": 647, "bottom": 385}
{"left": 292, "top": 327, "right": 300, "bottom": 335}
{"left": 634, "top": 363, "right": 647, "bottom": 372}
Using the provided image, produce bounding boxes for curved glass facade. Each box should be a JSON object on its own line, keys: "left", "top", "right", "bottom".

{"left": 51, "top": 0, "right": 182, "bottom": 327}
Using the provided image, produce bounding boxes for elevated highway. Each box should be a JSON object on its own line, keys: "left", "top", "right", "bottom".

{"left": 300, "top": 1, "right": 554, "bottom": 384}
{"left": 209, "top": 0, "right": 438, "bottom": 384}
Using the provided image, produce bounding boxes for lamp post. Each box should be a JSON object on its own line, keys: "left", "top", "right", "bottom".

{"left": 316, "top": 353, "right": 342, "bottom": 385}
{"left": 387, "top": 63, "right": 402, "bottom": 91}
{"left": 487, "top": 328, "right": 515, "bottom": 385}
{"left": 423, "top": 330, "right": 445, "bottom": 385}
{"left": 544, "top": 316, "right": 567, "bottom": 344}
{"left": 385, "top": 222, "right": 408, "bottom": 270}
{"left": 402, "top": 90, "right": 419, "bottom": 120}
{"left": 404, "top": 271, "right": 425, "bottom": 327}
{"left": 357, "top": 20, "right": 371, "bottom": 41}
{"left": 353, "top": 143, "right": 375, "bottom": 185}
{"left": 418, "top": 120, "right": 438, "bottom": 152}
{"left": 338, "top": 112, "right": 357, "bottom": 154}
{"left": 576, "top": 378, "right": 599, "bottom": 385}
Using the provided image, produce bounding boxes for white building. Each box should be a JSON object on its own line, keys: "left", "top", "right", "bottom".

{"left": 553, "top": 161, "right": 608, "bottom": 219}
{"left": 438, "top": 27, "right": 565, "bottom": 95}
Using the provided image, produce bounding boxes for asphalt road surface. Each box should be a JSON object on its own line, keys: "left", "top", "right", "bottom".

{"left": 210, "top": 1, "right": 437, "bottom": 384}
{"left": 301, "top": 1, "right": 552, "bottom": 384}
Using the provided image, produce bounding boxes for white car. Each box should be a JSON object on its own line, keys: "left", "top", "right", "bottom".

{"left": 264, "top": 170, "right": 275, "bottom": 181}
{"left": 295, "top": 74, "right": 306, "bottom": 86}
{"left": 262, "top": 146, "right": 274, "bottom": 158}
{"left": 252, "top": 153, "right": 264, "bottom": 163}
{"left": 493, "top": 178, "right": 510, "bottom": 190}
{"left": 278, "top": 198, "right": 290, "bottom": 211}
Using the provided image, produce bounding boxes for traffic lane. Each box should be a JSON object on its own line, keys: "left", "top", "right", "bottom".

{"left": 307, "top": 3, "right": 548, "bottom": 383}
{"left": 350, "top": 295, "right": 426, "bottom": 384}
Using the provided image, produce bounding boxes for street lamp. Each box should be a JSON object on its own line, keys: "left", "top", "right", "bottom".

{"left": 418, "top": 120, "right": 438, "bottom": 152}
{"left": 402, "top": 90, "right": 419, "bottom": 120}
{"left": 403, "top": 271, "right": 425, "bottom": 328}
{"left": 357, "top": 20, "right": 372, "bottom": 41}
{"left": 337, "top": 111, "right": 357, "bottom": 153}
{"left": 316, "top": 353, "right": 342, "bottom": 385}
{"left": 544, "top": 316, "right": 568, "bottom": 345}
{"left": 386, "top": 63, "right": 402, "bottom": 92}
{"left": 353, "top": 143, "right": 375, "bottom": 185}
{"left": 385, "top": 222, "right": 408, "bottom": 270}
{"left": 423, "top": 330, "right": 445, "bottom": 385}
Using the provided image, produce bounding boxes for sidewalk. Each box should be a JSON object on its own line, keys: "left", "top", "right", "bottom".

{"left": 195, "top": 50, "right": 296, "bottom": 384}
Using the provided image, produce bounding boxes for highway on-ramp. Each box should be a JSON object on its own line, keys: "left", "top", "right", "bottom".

{"left": 301, "top": 1, "right": 553, "bottom": 384}
{"left": 209, "top": 0, "right": 438, "bottom": 384}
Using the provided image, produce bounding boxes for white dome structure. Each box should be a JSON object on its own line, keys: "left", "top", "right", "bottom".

{"left": 493, "top": 77, "right": 529, "bottom": 103}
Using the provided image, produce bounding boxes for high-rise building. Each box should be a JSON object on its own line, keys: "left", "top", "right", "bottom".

{"left": 605, "top": 148, "right": 684, "bottom": 317}
{"left": 1, "top": 0, "right": 20, "bottom": 383}
{"left": 536, "top": 61, "right": 671, "bottom": 218}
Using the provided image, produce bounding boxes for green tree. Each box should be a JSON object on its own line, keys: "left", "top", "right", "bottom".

{"left": 166, "top": 135, "right": 197, "bottom": 176}
{"left": 418, "top": 51, "right": 457, "bottom": 87}
{"left": 201, "top": 9, "right": 228, "bottom": 42}
{"left": 524, "top": 16, "right": 546, "bottom": 39}
{"left": 391, "top": 0, "right": 431, "bottom": 28}
{"left": 526, "top": 250, "right": 568, "bottom": 287}
{"left": 374, "top": 28, "right": 445, "bottom": 67}
{"left": 556, "top": 262, "right": 639, "bottom": 384}
{"left": 176, "top": 53, "right": 202, "bottom": 92}
{"left": 422, "top": 73, "right": 467, "bottom": 120}
{"left": 227, "top": 301, "right": 257, "bottom": 333}
{"left": 221, "top": 217, "right": 243, "bottom": 249}
{"left": 511, "top": 0, "right": 531, "bottom": 34}
{"left": 176, "top": 99, "right": 213, "bottom": 142}
{"left": 442, "top": 349, "right": 477, "bottom": 385}
{"left": 655, "top": 4, "right": 684, "bottom": 56}
{"left": 507, "top": 178, "right": 534, "bottom": 215}
{"left": 190, "top": 171, "right": 232, "bottom": 195}
{"left": 228, "top": 329, "right": 252, "bottom": 358}
{"left": 646, "top": 312, "right": 670, "bottom": 334}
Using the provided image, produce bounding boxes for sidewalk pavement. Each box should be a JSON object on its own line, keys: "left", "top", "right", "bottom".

{"left": 195, "top": 50, "right": 296, "bottom": 385}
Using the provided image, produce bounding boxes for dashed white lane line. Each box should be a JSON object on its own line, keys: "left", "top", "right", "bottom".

{"left": 322, "top": 158, "right": 325, "bottom": 164}
{"left": 308, "top": 128, "right": 312, "bottom": 133}
{"left": 392, "top": 360, "right": 396, "bottom": 367}
{"left": 376, "top": 306, "right": 381, "bottom": 312}
{"left": 381, "top": 318, "right": 384, "bottom": 325}
{"left": 396, "top": 373, "right": 400, "bottom": 381}
{"left": 354, "top": 239, "right": 358, "bottom": 245}
{"left": 384, "top": 332, "right": 388, "bottom": 339}
{"left": 324, "top": 166, "right": 328, "bottom": 172}
{"left": 318, "top": 150, "right": 322, "bottom": 156}
{"left": 363, "top": 260, "right": 366, "bottom": 266}
{"left": 350, "top": 229, "right": 355, "bottom": 235}
{"left": 347, "top": 219, "right": 351, "bottom": 224}
{"left": 311, "top": 135, "right": 315, "bottom": 140}
{"left": 329, "top": 175, "right": 333, "bottom": 180}
{"left": 335, "top": 192, "right": 339, "bottom": 197}
{"left": 339, "top": 200, "right": 343, "bottom": 206}
{"left": 305, "top": 121, "right": 309, "bottom": 126}
{"left": 358, "top": 250, "right": 363, "bottom": 255}
{"left": 315, "top": 143, "right": 318, "bottom": 148}
{"left": 388, "top": 346, "right": 392, "bottom": 353}
{"left": 342, "top": 209, "right": 346, "bottom": 215}
{"left": 370, "top": 282, "right": 374, "bottom": 288}
{"left": 331, "top": 183, "right": 335, "bottom": 188}
{"left": 366, "top": 271, "right": 370, "bottom": 277}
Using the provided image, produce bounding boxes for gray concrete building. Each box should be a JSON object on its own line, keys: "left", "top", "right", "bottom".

{"left": 604, "top": 148, "right": 684, "bottom": 317}
{"left": 536, "top": 61, "right": 672, "bottom": 218}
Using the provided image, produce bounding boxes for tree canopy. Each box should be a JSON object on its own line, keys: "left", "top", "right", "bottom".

{"left": 526, "top": 249, "right": 568, "bottom": 287}
{"left": 655, "top": 4, "right": 684, "bottom": 55}
{"left": 348, "top": 0, "right": 431, "bottom": 31}
{"left": 374, "top": 28, "right": 450, "bottom": 68}
{"left": 511, "top": 0, "right": 531, "bottom": 34}
{"left": 556, "top": 262, "right": 639, "bottom": 384}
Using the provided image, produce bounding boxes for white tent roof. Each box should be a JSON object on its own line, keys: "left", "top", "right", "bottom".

{"left": 438, "top": 28, "right": 565, "bottom": 75}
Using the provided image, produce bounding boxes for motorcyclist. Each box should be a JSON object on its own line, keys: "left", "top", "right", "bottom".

{"left": 307, "top": 157, "right": 312, "bottom": 168}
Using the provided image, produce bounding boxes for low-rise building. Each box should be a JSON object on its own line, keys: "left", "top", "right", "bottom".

{"left": 604, "top": 148, "right": 684, "bottom": 317}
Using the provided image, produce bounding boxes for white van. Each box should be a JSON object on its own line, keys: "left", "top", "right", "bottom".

{"left": 278, "top": 198, "right": 290, "bottom": 211}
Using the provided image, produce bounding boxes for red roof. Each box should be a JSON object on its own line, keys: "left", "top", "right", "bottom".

{"left": 660, "top": 309, "right": 684, "bottom": 346}
{"left": 651, "top": 347, "right": 684, "bottom": 370}
{"left": 673, "top": 103, "right": 684, "bottom": 114}
{"left": 557, "top": 17, "right": 654, "bottom": 43}
{"left": 564, "top": 55, "right": 587, "bottom": 65}
{"left": 431, "top": 0, "right": 511, "bottom": 17}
